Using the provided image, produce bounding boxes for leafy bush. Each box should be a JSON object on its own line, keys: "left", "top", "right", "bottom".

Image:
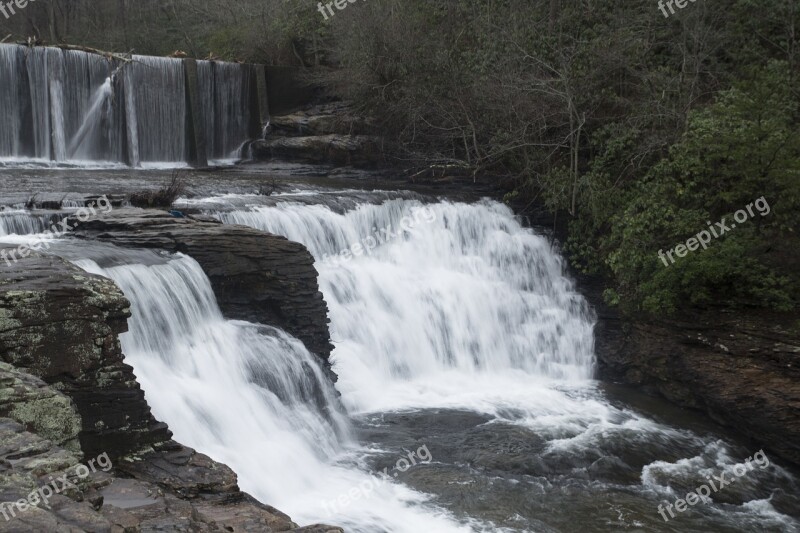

{"left": 576, "top": 62, "right": 799, "bottom": 313}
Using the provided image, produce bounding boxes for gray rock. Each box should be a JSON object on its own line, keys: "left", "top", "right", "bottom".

{"left": 0, "top": 362, "right": 82, "bottom": 453}
{"left": 252, "top": 135, "right": 380, "bottom": 167}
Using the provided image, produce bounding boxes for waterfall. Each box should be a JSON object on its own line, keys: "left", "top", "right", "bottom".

{"left": 218, "top": 198, "right": 597, "bottom": 412}
{"left": 121, "top": 67, "right": 141, "bottom": 168}
{"left": 0, "top": 191, "right": 793, "bottom": 530}
{"left": 26, "top": 47, "right": 53, "bottom": 160}
{"left": 0, "top": 44, "right": 257, "bottom": 167}
{"left": 202, "top": 194, "right": 800, "bottom": 531}
{"left": 48, "top": 49, "right": 67, "bottom": 162}
{"left": 0, "top": 210, "right": 61, "bottom": 236}
{"left": 0, "top": 193, "right": 791, "bottom": 530}
{"left": 128, "top": 55, "right": 187, "bottom": 164}
{"left": 60, "top": 49, "right": 115, "bottom": 161}
{"left": 0, "top": 44, "right": 24, "bottom": 159}
{"left": 198, "top": 61, "right": 255, "bottom": 161}
{"left": 74, "top": 251, "right": 476, "bottom": 532}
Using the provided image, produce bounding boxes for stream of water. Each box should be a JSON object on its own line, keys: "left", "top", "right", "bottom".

{"left": 203, "top": 193, "right": 798, "bottom": 531}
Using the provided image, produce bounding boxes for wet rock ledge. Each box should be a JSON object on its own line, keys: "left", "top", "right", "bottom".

{"left": 71, "top": 208, "right": 334, "bottom": 364}
{"left": 0, "top": 246, "right": 341, "bottom": 531}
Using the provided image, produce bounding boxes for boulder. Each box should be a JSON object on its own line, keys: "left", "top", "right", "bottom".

{"left": 0, "top": 362, "right": 82, "bottom": 453}
{"left": 0, "top": 415, "right": 312, "bottom": 532}
{"left": 0, "top": 247, "right": 171, "bottom": 459}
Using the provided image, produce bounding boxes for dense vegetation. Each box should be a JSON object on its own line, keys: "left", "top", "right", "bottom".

{"left": 4, "top": 0, "right": 798, "bottom": 315}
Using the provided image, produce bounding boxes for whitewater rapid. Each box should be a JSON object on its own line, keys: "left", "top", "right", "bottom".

{"left": 213, "top": 198, "right": 693, "bottom": 456}
{"left": 218, "top": 199, "right": 596, "bottom": 415}
{"left": 2, "top": 191, "right": 793, "bottom": 531}
{"left": 206, "top": 194, "right": 798, "bottom": 531}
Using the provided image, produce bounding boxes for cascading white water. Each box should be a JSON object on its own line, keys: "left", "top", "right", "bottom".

{"left": 2, "top": 196, "right": 796, "bottom": 530}
{"left": 26, "top": 47, "right": 53, "bottom": 160}
{"left": 0, "top": 210, "right": 59, "bottom": 236}
{"left": 205, "top": 195, "right": 800, "bottom": 531}
{"left": 218, "top": 199, "right": 597, "bottom": 413}
{"left": 68, "top": 77, "right": 114, "bottom": 160}
{"left": 60, "top": 49, "right": 116, "bottom": 161}
{"left": 75, "top": 251, "right": 479, "bottom": 533}
{"left": 48, "top": 49, "right": 67, "bottom": 162}
{"left": 0, "top": 44, "right": 123, "bottom": 165}
{"left": 0, "top": 44, "right": 23, "bottom": 158}
{"left": 0, "top": 45, "right": 59, "bottom": 161}
{"left": 121, "top": 66, "right": 141, "bottom": 168}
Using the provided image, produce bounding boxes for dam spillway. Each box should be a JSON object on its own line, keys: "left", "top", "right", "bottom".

{"left": 0, "top": 44, "right": 268, "bottom": 168}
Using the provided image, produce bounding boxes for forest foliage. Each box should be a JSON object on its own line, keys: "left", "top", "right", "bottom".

{"left": 3, "top": 0, "right": 798, "bottom": 315}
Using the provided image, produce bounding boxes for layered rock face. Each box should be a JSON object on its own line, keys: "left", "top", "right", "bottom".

{"left": 591, "top": 291, "right": 800, "bottom": 466}
{"left": 0, "top": 247, "right": 170, "bottom": 459}
{"left": 72, "top": 209, "right": 334, "bottom": 363}
{"left": 253, "top": 103, "right": 381, "bottom": 167}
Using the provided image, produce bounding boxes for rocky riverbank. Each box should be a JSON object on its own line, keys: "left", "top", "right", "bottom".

{"left": 590, "top": 290, "right": 800, "bottom": 466}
